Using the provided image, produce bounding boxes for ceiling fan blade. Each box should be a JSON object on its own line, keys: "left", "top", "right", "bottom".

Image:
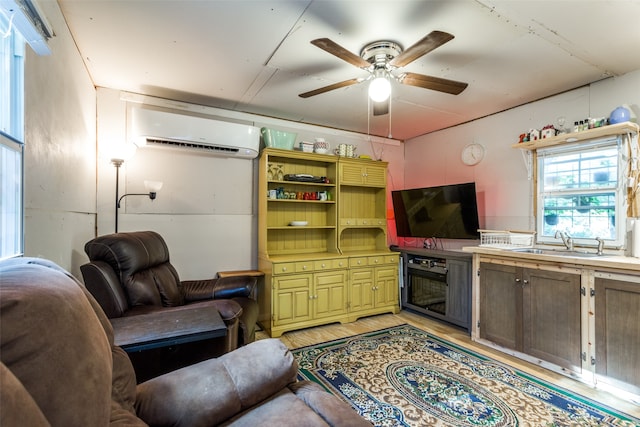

{"left": 389, "top": 31, "right": 454, "bottom": 68}
{"left": 373, "top": 100, "right": 389, "bottom": 116}
{"left": 311, "top": 38, "right": 371, "bottom": 69}
{"left": 299, "top": 78, "right": 363, "bottom": 98}
{"left": 400, "top": 72, "right": 468, "bottom": 95}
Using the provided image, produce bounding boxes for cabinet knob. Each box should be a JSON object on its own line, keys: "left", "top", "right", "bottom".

{"left": 515, "top": 278, "right": 521, "bottom": 283}
{"left": 357, "top": 260, "right": 362, "bottom": 265}
{"left": 282, "top": 267, "right": 287, "bottom": 272}
{"left": 522, "top": 279, "right": 529, "bottom": 286}
{"left": 302, "top": 265, "right": 307, "bottom": 270}
{"left": 374, "top": 259, "right": 379, "bottom": 263}
{"left": 321, "top": 263, "right": 326, "bottom": 268}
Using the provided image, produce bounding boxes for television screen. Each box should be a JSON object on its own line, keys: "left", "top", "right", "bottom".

{"left": 392, "top": 182, "right": 480, "bottom": 239}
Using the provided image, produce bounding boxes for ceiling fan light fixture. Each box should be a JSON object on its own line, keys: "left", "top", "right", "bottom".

{"left": 369, "top": 71, "right": 391, "bottom": 102}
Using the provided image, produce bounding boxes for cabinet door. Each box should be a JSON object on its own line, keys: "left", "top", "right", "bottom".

{"left": 363, "top": 165, "right": 386, "bottom": 187}
{"left": 350, "top": 268, "right": 374, "bottom": 312}
{"left": 273, "top": 274, "right": 312, "bottom": 326}
{"left": 374, "top": 265, "right": 398, "bottom": 307}
{"left": 340, "top": 163, "right": 366, "bottom": 185}
{"left": 446, "top": 259, "right": 471, "bottom": 328}
{"left": 314, "top": 270, "right": 348, "bottom": 319}
{"left": 522, "top": 268, "right": 581, "bottom": 371}
{"left": 595, "top": 276, "right": 640, "bottom": 390}
{"left": 340, "top": 162, "right": 386, "bottom": 187}
{"left": 479, "top": 262, "right": 520, "bottom": 350}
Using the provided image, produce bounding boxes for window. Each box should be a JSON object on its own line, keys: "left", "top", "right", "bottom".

{"left": 1, "top": 0, "right": 51, "bottom": 259}
{"left": 1, "top": 137, "right": 23, "bottom": 258}
{"left": 1, "top": 10, "right": 25, "bottom": 259}
{"left": 536, "top": 137, "right": 626, "bottom": 248}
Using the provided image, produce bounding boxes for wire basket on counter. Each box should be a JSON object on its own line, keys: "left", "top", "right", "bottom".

{"left": 478, "top": 229, "right": 536, "bottom": 249}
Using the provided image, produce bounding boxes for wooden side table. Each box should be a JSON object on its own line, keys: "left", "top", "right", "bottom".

{"left": 217, "top": 269, "right": 264, "bottom": 279}
{"left": 111, "top": 306, "right": 226, "bottom": 352}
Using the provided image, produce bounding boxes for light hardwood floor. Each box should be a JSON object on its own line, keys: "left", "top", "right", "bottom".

{"left": 256, "top": 310, "right": 640, "bottom": 418}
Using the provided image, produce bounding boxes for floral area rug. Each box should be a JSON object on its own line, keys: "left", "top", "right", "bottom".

{"left": 292, "top": 324, "right": 640, "bottom": 426}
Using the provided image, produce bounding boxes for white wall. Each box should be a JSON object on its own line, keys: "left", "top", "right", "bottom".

{"left": 401, "top": 70, "right": 640, "bottom": 250}
{"left": 96, "top": 90, "right": 404, "bottom": 279}
{"left": 23, "top": 1, "right": 97, "bottom": 278}
{"left": 28, "top": 1, "right": 635, "bottom": 274}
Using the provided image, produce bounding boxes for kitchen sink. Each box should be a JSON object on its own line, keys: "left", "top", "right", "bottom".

{"left": 510, "top": 248, "right": 601, "bottom": 257}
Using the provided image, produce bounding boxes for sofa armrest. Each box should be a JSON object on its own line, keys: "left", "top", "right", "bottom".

{"left": 81, "top": 261, "right": 129, "bottom": 318}
{"left": 182, "top": 275, "right": 258, "bottom": 301}
{"left": 134, "top": 339, "right": 297, "bottom": 426}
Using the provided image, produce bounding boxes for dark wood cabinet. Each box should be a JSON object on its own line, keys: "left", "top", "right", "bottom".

{"left": 479, "top": 262, "right": 581, "bottom": 372}
{"left": 479, "top": 263, "right": 520, "bottom": 350}
{"left": 594, "top": 275, "right": 640, "bottom": 393}
{"left": 446, "top": 258, "right": 472, "bottom": 329}
{"left": 522, "top": 268, "right": 581, "bottom": 370}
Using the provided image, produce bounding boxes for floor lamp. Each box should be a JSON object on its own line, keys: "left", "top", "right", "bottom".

{"left": 111, "top": 158, "right": 162, "bottom": 233}
{"left": 111, "top": 158, "right": 124, "bottom": 233}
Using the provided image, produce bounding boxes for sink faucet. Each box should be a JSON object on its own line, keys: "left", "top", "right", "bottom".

{"left": 554, "top": 231, "right": 574, "bottom": 251}
{"left": 595, "top": 237, "right": 605, "bottom": 255}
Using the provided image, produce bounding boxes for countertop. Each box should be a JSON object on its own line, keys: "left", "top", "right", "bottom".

{"left": 463, "top": 245, "right": 640, "bottom": 273}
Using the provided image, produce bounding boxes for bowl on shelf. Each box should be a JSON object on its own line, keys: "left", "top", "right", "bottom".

{"left": 261, "top": 128, "right": 297, "bottom": 150}
{"left": 289, "top": 221, "right": 308, "bottom": 226}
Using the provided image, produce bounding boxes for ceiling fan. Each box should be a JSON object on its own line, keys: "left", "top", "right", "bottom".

{"left": 299, "top": 31, "right": 468, "bottom": 115}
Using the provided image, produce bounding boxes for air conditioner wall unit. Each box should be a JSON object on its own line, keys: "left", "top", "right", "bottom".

{"left": 129, "top": 107, "right": 260, "bottom": 159}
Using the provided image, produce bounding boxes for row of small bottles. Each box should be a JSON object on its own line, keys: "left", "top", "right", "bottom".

{"left": 572, "top": 117, "right": 607, "bottom": 132}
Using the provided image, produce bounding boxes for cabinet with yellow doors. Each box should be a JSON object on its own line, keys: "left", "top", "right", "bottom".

{"left": 258, "top": 148, "right": 398, "bottom": 337}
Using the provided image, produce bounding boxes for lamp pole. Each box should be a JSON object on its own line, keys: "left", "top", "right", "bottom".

{"left": 111, "top": 159, "right": 124, "bottom": 233}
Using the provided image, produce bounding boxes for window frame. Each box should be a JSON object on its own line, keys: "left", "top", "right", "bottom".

{"left": 1, "top": 133, "right": 24, "bottom": 259}
{"left": 535, "top": 136, "right": 627, "bottom": 249}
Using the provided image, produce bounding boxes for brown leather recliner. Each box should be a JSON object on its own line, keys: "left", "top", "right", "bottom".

{"left": 0, "top": 257, "right": 372, "bottom": 427}
{"left": 80, "top": 231, "right": 259, "bottom": 376}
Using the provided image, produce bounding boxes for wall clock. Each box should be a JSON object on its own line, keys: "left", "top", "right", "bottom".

{"left": 461, "top": 143, "right": 485, "bottom": 166}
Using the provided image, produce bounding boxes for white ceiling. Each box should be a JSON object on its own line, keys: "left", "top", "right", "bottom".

{"left": 57, "top": 0, "right": 640, "bottom": 140}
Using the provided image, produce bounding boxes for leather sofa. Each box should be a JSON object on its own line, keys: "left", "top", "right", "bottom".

{"left": 81, "top": 231, "right": 259, "bottom": 354}
{"left": 0, "top": 257, "right": 372, "bottom": 427}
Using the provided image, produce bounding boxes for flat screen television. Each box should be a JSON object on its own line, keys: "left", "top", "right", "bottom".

{"left": 392, "top": 182, "right": 480, "bottom": 239}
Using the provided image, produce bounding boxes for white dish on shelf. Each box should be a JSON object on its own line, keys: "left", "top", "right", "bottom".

{"left": 289, "top": 221, "right": 308, "bottom": 226}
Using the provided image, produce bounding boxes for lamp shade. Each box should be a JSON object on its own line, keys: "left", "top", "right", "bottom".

{"left": 369, "top": 76, "right": 391, "bottom": 102}
{"left": 102, "top": 141, "right": 137, "bottom": 164}
{"left": 144, "top": 180, "right": 163, "bottom": 192}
